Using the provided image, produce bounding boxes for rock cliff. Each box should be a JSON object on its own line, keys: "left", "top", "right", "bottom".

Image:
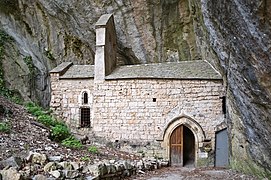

{"left": 0, "top": 0, "right": 270, "bottom": 176}
{"left": 202, "top": 0, "right": 271, "bottom": 175}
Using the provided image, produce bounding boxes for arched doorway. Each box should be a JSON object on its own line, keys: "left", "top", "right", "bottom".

{"left": 170, "top": 125, "right": 195, "bottom": 166}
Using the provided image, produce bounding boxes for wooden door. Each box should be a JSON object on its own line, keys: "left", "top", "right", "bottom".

{"left": 170, "top": 125, "right": 183, "bottom": 166}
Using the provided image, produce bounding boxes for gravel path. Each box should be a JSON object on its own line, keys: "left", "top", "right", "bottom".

{"left": 132, "top": 166, "right": 258, "bottom": 180}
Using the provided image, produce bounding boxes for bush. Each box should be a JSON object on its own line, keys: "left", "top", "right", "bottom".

{"left": 88, "top": 145, "right": 99, "bottom": 154}
{"left": 81, "top": 156, "right": 91, "bottom": 161}
{"left": 26, "top": 103, "right": 44, "bottom": 116}
{"left": 37, "top": 114, "right": 57, "bottom": 127}
{"left": 0, "top": 122, "right": 11, "bottom": 133}
{"left": 26, "top": 102, "right": 75, "bottom": 145}
{"left": 51, "top": 124, "right": 70, "bottom": 142}
{"left": 61, "top": 136, "right": 83, "bottom": 149}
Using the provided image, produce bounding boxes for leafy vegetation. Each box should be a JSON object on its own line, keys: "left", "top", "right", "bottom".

{"left": 45, "top": 50, "right": 55, "bottom": 61}
{"left": 26, "top": 102, "right": 44, "bottom": 116}
{"left": 0, "top": 122, "right": 11, "bottom": 133}
{"left": 61, "top": 136, "right": 83, "bottom": 149}
{"left": 26, "top": 102, "right": 71, "bottom": 142}
{"left": 23, "top": 56, "right": 36, "bottom": 76}
{"left": 88, "top": 145, "right": 99, "bottom": 154}
{"left": 80, "top": 156, "right": 91, "bottom": 161}
{"left": 37, "top": 114, "right": 56, "bottom": 127}
{"left": 51, "top": 124, "right": 70, "bottom": 142}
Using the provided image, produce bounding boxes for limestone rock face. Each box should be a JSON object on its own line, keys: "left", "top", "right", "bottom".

{"left": 0, "top": 0, "right": 208, "bottom": 106}
{"left": 201, "top": 0, "right": 271, "bottom": 173}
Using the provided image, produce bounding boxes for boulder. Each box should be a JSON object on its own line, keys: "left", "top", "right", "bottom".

{"left": 119, "top": 161, "right": 133, "bottom": 170}
{"left": 48, "top": 156, "right": 62, "bottom": 162}
{"left": 85, "top": 175, "right": 99, "bottom": 180}
{"left": 160, "top": 160, "right": 169, "bottom": 167}
{"left": 26, "top": 152, "right": 47, "bottom": 165}
{"left": 136, "top": 160, "right": 144, "bottom": 170}
{"left": 58, "top": 162, "right": 73, "bottom": 170}
{"left": 86, "top": 164, "right": 100, "bottom": 177}
{"left": 122, "top": 169, "right": 130, "bottom": 177}
{"left": 105, "top": 163, "right": 117, "bottom": 174}
{"left": 70, "top": 162, "right": 80, "bottom": 170}
{"left": 0, "top": 167, "right": 22, "bottom": 180}
{"left": 43, "top": 162, "right": 58, "bottom": 173}
{"left": 97, "top": 163, "right": 108, "bottom": 176}
{"left": 0, "top": 156, "right": 22, "bottom": 169}
{"left": 85, "top": 162, "right": 108, "bottom": 177}
{"left": 19, "top": 167, "right": 31, "bottom": 179}
{"left": 138, "top": 170, "right": 145, "bottom": 174}
{"left": 48, "top": 170, "right": 61, "bottom": 179}
{"left": 62, "top": 170, "right": 79, "bottom": 179}
{"left": 114, "top": 162, "right": 125, "bottom": 172}
{"left": 109, "top": 160, "right": 115, "bottom": 164}
{"left": 32, "top": 174, "right": 47, "bottom": 180}
{"left": 144, "top": 161, "right": 154, "bottom": 171}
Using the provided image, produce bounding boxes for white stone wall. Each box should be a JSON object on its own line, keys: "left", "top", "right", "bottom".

{"left": 50, "top": 74, "right": 94, "bottom": 132}
{"left": 51, "top": 75, "right": 224, "bottom": 155}
{"left": 92, "top": 79, "right": 224, "bottom": 143}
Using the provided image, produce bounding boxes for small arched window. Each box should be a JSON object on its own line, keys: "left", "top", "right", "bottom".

{"left": 83, "top": 92, "right": 88, "bottom": 104}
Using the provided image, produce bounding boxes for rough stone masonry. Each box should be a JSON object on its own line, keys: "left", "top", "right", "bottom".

{"left": 50, "top": 14, "right": 226, "bottom": 167}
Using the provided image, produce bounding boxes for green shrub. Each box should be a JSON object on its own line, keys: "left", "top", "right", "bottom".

{"left": 81, "top": 156, "right": 91, "bottom": 161}
{"left": 26, "top": 103, "right": 44, "bottom": 116}
{"left": 26, "top": 102, "right": 71, "bottom": 142}
{"left": 37, "top": 114, "right": 56, "bottom": 127}
{"left": 88, "top": 145, "right": 99, "bottom": 154}
{"left": 0, "top": 122, "right": 11, "bottom": 133}
{"left": 51, "top": 124, "right": 70, "bottom": 142}
{"left": 61, "top": 136, "right": 83, "bottom": 149}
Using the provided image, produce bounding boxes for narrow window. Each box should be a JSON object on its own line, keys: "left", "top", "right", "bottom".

{"left": 221, "top": 96, "right": 226, "bottom": 116}
{"left": 83, "top": 92, "right": 88, "bottom": 104}
{"left": 81, "top": 108, "right": 90, "bottom": 128}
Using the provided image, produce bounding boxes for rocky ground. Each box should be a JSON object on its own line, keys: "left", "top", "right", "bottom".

{"left": 0, "top": 95, "right": 139, "bottom": 163}
{"left": 0, "top": 96, "right": 259, "bottom": 179}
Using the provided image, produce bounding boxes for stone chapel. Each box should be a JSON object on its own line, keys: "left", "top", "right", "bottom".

{"left": 50, "top": 14, "right": 227, "bottom": 167}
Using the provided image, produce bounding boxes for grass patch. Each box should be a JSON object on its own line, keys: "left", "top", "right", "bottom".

{"left": 26, "top": 102, "right": 71, "bottom": 142}
{"left": 88, "top": 145, "right": 99, "bottom": 154}
{"left": 51, "top": 124, "right": 70, "bottom": 142}
{"left": 62, "top": 136, "right": 83, "bottom": 149}
{"left": 26, "top": 104, "right": 44, "bottom": 116}
{"left": 0, "top": 122, "right": 11, "bottom": 133}
{"left": 81, "top": 156, "right": 91, "bottom": 161}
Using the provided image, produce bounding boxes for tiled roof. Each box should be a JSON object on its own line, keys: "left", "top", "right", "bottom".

{"left": 105, "top": 60, "right": 222, "bottom": 80}
{"left": 60, "top": 65, "right": 94, "bottom": 79}
{"left": 53, "top": 60, "right": 221, "bottom": 80}
{"left": 50, "top": 62, "right": 73, "bottom": 75}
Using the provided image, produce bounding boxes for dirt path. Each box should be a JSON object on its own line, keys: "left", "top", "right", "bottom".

{"left": 132, "top": 167, "right": 258, "bottom": 180}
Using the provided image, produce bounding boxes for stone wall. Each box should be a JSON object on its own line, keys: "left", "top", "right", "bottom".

{"left": 93, "top": 79, "right": 224, "bottom": 141}
{"left": 50, "top": 73, "right": 224, "bottom": 164}
{"left": 50, "top": 74, "right": 94, "bottom": 131}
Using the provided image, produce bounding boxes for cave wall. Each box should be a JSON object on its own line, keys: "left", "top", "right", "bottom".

{"left": 0, "top": 0, "right": 210, "bottom": 106}
{"left": 201, "top": 0, "right": 271, "bottom": 175}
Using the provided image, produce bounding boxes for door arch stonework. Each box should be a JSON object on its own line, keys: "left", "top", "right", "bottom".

{"left": 158, "top": 115, "right": 206, "bottom": 166}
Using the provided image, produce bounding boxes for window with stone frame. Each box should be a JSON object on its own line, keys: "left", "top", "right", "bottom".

{"left": 80, "top": 108, "right": 90, "bottom": 128}
{"left": 82, "top": 91, "right": 88, "bottom": 104}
